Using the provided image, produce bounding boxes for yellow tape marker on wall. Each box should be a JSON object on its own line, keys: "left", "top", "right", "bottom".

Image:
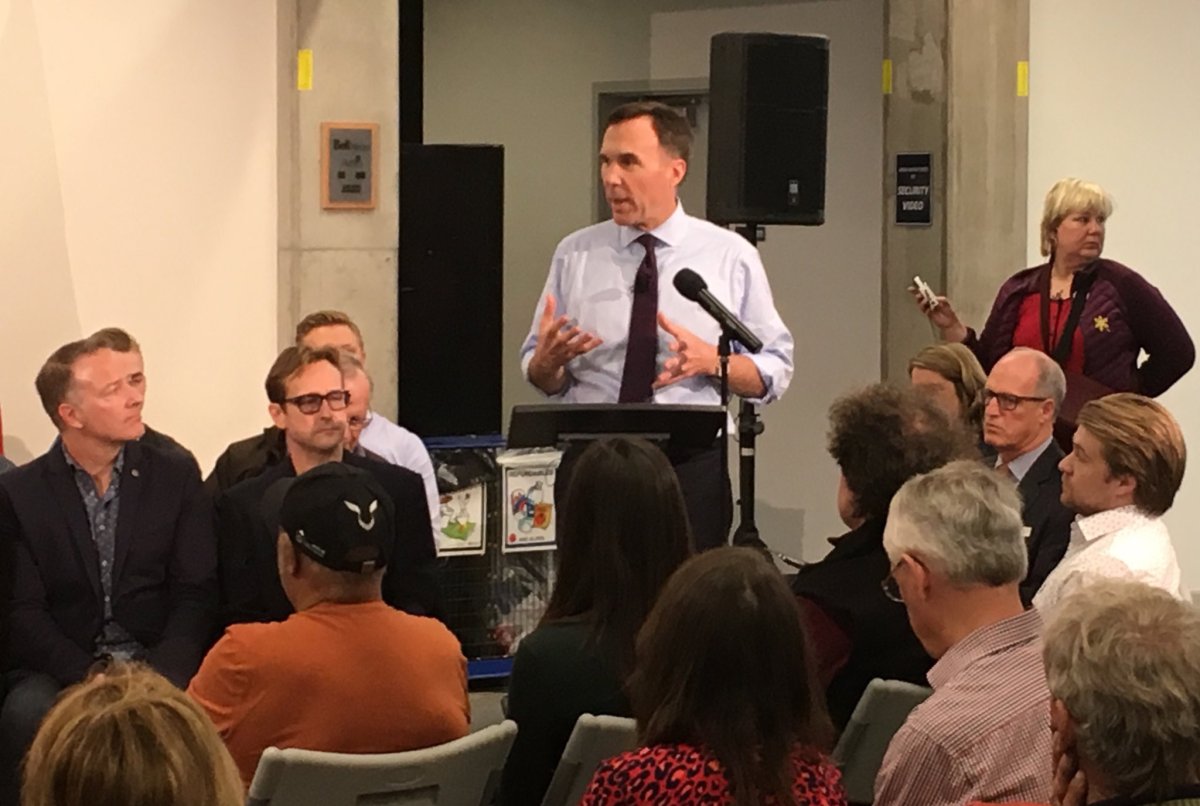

{"left": 297, "top": 49, "right": 313, "bottom": 91}
{"left": 882, "top": 59, "right": 893, "bottom": 95}
{"left": 1017, "top": 60, "right": 1029, "bottom": 97}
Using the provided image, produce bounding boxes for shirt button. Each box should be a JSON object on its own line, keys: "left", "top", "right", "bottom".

{"left": 101, "top": 560, "right": 108, "bottom": 568}
{"left": 104, "top": 596, "right": 111, "bottom": 603}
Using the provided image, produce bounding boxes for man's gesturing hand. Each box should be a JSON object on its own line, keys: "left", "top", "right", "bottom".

{"left": 654, "top": 312, "right": 717, "bottom": 388}
{"left": 528, "top": 294, "right": 602, "bottom": 394}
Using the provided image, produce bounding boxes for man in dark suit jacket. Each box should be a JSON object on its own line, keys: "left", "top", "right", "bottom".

{"left": 982, "top": 348, "right": 1075, "bottom": 603}
{"left": 215, "top": 345, "right": 441, "bottom": 628}
{"left": 0, "top": 328, "right": 216, "bottom": 801}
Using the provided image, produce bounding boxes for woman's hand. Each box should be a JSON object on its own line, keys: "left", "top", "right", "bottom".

{"left": 908, "top": 285, "right": 969, "bottom": 343}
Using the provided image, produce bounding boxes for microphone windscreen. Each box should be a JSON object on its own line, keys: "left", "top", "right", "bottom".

{"left": 673, "top": 268, "right": 707, "bottom": 301}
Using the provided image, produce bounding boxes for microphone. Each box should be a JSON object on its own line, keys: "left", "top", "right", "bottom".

{"left": 672, "top": 268, "right": 763, "bottom": 353}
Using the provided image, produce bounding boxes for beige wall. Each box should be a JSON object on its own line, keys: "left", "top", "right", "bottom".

{"left": 1028, "top": 0, "right": 1200, "bottom": 587}
{"left": 0, "top": 0, "right": 277, "bottom": 470}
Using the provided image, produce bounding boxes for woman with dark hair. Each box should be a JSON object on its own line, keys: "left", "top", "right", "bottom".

{"left": 499, "top": 437, "right": 694, "bottom": 806}
{"left": 791, "top": 384, "right": 974, "bottom": 729}
{"left": 582, "top": 547, "right": 846, "bottom": 806}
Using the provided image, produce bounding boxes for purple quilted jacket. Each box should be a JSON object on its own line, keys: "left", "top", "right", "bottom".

{"left": 964, "top": 259, "right": 1194, "bottom": 396}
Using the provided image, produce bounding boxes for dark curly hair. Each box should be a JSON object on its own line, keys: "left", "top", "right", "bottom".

{"left": 828, "top": 383, "right": 976, "bottom": 523}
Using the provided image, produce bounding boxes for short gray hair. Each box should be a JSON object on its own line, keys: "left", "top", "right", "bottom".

{"left": 1006, "top": 347, "right": 1066, "bottom": 413}
{"left": 885, "top": 459, "right": 1027, "bottom": 586}
{"left": 1043, "top": 580, "right": 1200, "bottom": 801}
{"left": 337, "top": 350, "right": 374, "bottom": 394}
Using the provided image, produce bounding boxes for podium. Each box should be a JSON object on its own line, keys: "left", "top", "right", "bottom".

{"left": 507, "top": 403, "right": 725, "bottom": 452}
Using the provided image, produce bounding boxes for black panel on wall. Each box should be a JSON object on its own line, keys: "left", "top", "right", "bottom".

{"left": 399, "top": 144, "right": 504, "bottom": 436}
{"left": 707, "top": 32, "right": 829, "bottom": 226}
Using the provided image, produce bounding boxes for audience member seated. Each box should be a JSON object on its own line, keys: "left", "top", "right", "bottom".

{"left": 22, "top": 663, "right": 243, "bottom": 806}
{"left": 1034, "top": 393, "right": 1186, "bottom": 612}
{"left": 873, "top": 460, "right": 1051, "bottom": 806}
{"left": 1037, "top": 580, "right": 1200, "bottom": 806}
{"left": 204, "top": 310, "right": 440, "bottom": 522}
{"left": 500, "top": 437, "right": 693, "bottom": 806}
{"left": 790, "top": 384, "right": 973, "bottom": 730}
{"left": 908, "top": 342, "right": 987, "bottom": 439}
{"left": 0, "top": 328, "right": 217, "bottom": 804}
{"left": 215, "top": 346, "right": 440, "bottom": 625}
{"left": 582, "top": 547, "right": 846, "bottom": 806}
{"left": 982, "top": 347, "right": 1074, "bottom": 603}
{"left": 191, "top": 463, "right": 468, "bottom": 788}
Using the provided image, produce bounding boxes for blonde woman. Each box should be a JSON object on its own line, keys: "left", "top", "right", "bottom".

{"left": 913, "top": 178, "right": 1193, "bottom": 405}
{"left": 21, "top": 664, "right": 243, "bottom": 806}
{"left": 908, "top": 343, "right": 987, "bottom": 433}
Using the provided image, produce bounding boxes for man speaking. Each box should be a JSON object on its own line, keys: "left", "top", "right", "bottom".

{"left": 519, "top": 101, "right": 794, "bottom": 549}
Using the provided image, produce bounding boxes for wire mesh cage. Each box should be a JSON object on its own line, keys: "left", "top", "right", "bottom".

{"left": 431, "top": 445, "right": 557, "bottom": 674}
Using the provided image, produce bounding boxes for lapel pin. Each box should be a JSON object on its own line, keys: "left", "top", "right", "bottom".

{"left": 131, "top": 468, "right": 140, "bottom": 478}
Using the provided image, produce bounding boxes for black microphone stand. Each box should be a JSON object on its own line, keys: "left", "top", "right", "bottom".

{"left": 717, "top": 331, "right": 732, "bottom": 546}
{"left": 730, "top": 224, "right": 767, "bottom": 552}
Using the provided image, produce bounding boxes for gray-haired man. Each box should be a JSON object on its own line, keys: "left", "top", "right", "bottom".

{"left": 873, "top": 460, "right": 1052, "bottom": 806}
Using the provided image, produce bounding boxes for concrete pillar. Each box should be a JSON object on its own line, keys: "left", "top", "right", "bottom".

{"left": 276, "top": 0, "right": 401, "bottom": 418}
{"left": 882, "top": 0, "right": 1028, "bottom": 379}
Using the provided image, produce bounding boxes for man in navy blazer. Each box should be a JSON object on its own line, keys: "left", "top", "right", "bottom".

{"left": 0, "top": 328, "right": 216, "bottom": 800}
{"left": 982, "top": 348, "right": 1075, "bottom": 604}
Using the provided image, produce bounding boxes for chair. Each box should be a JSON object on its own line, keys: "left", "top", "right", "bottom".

{"left": 540, "top": 713, "right": 639, "bottom": 806}
{"left": 832, "top": 678, "right": 933, "bottom": 804}
{"left": 246, "top": 720, "right": 518, "bottom": 806}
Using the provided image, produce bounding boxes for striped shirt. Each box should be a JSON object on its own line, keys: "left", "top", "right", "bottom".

{"left": 873, "top": 608, "right": 1052, "bottom": 806}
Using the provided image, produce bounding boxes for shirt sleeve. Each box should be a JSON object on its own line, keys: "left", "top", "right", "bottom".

{"left": 187, "top": 629, "right": 251, "bottom": 739}
{"left": 873, "top": 723, "right": 972, "bottom": 806}
{"left": 519, "top": 245, "right": 574, "bottom": 398}
{"left": 734, "top": 246, "right": 794, "bottom": 404}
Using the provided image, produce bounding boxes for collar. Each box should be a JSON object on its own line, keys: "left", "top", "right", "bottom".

{"left": 998, "top": 436, "right": 1053, "bottom": 482}
{"left": 616, "top": 199, "right": 688, "bottom": 250}
{"left": 60, "top": 438, "right": 126, "bottom": 476}
{"left": 927, "top": 608, "right": 1042, "bottom": 690}
{"left": 1075, "top": 505, "right": 1156, "bottom": 543}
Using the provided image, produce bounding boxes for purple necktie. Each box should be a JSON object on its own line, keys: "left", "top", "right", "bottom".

{"left": 618, "top": 234, "right": 659, "bottom": 403}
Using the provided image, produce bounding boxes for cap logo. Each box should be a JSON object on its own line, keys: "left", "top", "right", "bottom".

{"left": 343, "top": 498, "right": 379, "bottom": 531}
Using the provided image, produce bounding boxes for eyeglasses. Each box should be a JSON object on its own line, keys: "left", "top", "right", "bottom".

{"left": 283, "top": 390, "right": 350, "bottom": 414}
{"left": 881, "top": 560, "right": 904, "bottom": 603}
{"left": 348, "top": 411, "right": 374, "bottom": 431}
{"left": 982, "top": 389, "right": 1049, "bottom": 412}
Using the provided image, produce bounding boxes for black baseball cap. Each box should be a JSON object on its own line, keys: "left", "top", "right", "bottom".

{"left": 263, "top": 463, "right": 395, "bottom": 573}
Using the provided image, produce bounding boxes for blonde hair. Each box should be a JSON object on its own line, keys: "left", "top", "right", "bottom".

{"left": 1044, "top": 580, "right": 1200, "bottom": 802}
{"left": 1040, "top": 177, "right": 1114, "bottom": 257}
{"left": 1077, "top": 393, "right": 1186, "bottom": 516}
{"left": 907, "top": 343, "right": 987, "bottom": 430}
{"left": 21, "top": 664, "right": 244, "bottom": 806}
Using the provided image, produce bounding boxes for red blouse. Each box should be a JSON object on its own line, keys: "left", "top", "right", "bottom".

{"left": 581, "top": 743, "right": 847, "bottom": 805}
{"left": 1010, "top": 292, "right": 1085, "bottom": 374}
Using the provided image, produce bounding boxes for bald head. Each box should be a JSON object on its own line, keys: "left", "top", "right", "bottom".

{"left": 983, "top": 348, "right": 1064, "bottom": 462}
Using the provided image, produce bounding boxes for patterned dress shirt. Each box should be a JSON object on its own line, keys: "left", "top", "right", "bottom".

{"left": 1033, "top": 505, "right": 1184, "bottom": 613}
{"left": 874, "top": 608, "right": 1052, "bottom": 806}
{"left": 62, "top": 442, "right": 144, "bottom": 659}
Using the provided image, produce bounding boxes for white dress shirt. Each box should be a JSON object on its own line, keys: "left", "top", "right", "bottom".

{"left": 519, "top": 202, "right": 794, "bottom": 405}
{"left": 1033, "top": 505, "right": 1184, "bottom": 612}
{"left": 358, "top": 411, "right": 440, "bottom": 528}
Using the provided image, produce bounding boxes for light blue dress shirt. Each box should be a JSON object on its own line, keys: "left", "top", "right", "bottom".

{"left": 520, "top": 203, "right": 794, "bottom": 405}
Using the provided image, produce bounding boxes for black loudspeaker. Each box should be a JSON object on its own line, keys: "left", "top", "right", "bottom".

{"left": 399, "top": 144, "right": 503, "bottom": 436}
{"left": 706, "top": 32, "right": 829, "bottom": 226}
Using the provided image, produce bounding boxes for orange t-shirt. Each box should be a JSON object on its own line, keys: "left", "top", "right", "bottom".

{"left": 188, "top": 600, "right": 470, "bottom": 788}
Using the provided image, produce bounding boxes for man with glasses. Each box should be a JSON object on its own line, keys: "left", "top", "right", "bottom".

{"left": 981, "top": 347, "right": 1074, "bottom": 603}
{"left": 874, "top": 461, "right": 1051, "bottom": 806}
{"left": 204, "top": 311, "right": 440, "bottom": 522}
{"left": 214, "top": 346, "right": 441, "bottom": 627}
{"left": 340, "top": 352, "right": 439, "bottom": 537}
